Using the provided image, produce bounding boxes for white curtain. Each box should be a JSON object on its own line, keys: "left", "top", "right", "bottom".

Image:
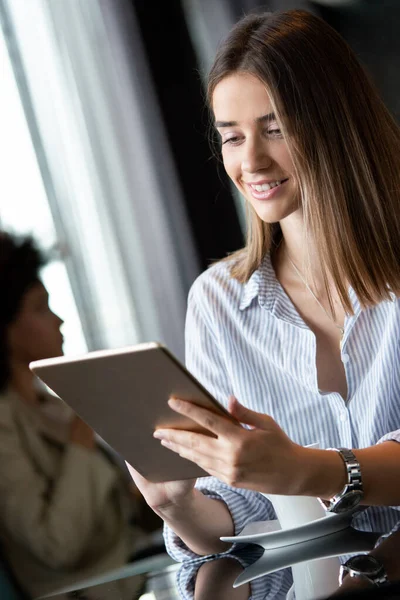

{"left": 2, "top": 0, "right": 200, "bottom": 360}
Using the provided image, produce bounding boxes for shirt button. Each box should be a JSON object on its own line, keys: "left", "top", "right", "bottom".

{"left": 340, "top": 411, "right": 348, "bottom": 422}
{"left": 342, "top": 353, "right": 350, "bottom": 364}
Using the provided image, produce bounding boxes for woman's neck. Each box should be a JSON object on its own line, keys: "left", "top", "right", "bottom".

{"left": 276, "top": 213, "right": 326, "bottom": 294}
{"left": 9, "top": 362, "right": 40, "bottom": 405}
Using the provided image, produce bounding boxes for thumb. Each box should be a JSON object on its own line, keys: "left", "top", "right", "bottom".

{"left": 125, "top": 461, "right": 148, "bottom": 487}
{"left": 227, "top": 395, "right": 269, "bottom": 429}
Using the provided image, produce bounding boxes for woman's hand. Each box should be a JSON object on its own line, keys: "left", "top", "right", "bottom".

{"left": 327, "top": 574, "right": 373, "bottom": 597}
{"left": 153, "top": 396, "right": 306, "bottom": 495}
{"left": 69, "top": 416, "right": 95, "bottom": 450}
{"left": 126, "top": 464, "right": 236, "bottom": 556}
{"left": 125, "top": 463, "right": 196, "bottom": 514}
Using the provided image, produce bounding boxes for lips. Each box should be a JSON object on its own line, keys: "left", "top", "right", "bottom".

{"left": 247, "top": 178, "right": 289, "bottom": 192}
{"left": 247, "top": 177, "right": 289, "bottom": 200}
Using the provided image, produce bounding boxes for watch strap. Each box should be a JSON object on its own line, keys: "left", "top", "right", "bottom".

{"left": 326, "top": 447, "right": 363, "bottom": 512}
{"left": 336, "top": 448, "right": 362, "bottom": 489}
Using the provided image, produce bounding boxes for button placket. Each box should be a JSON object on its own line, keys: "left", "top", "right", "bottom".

{"left": 339, "top": 405, "right": 353, "bottom": 447}
{"left": 341, "top": 340, "right": 352, "bottom": 402}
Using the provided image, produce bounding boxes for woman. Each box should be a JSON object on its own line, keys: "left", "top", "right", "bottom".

{"left": 128, "top": 9, "right": 400, "bottom": 600}
{"left": 0, "top": 232, "right": 159, "bottom": 598}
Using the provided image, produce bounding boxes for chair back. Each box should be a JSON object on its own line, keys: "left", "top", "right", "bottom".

{"left": 0, "top": 550, "right": 26, "bottom": 600}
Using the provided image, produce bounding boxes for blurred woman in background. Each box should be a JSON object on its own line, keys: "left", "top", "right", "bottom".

{"left": 0, "top": 231, "right": 161, "bottom": 598}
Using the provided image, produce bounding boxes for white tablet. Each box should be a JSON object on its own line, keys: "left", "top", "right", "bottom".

{"left": 30, "top": 343, "right": 234, "bottom": 482}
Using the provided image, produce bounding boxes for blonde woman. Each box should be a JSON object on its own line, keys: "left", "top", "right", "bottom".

{"left": 129, "top": 9, "right": 400, "bottom": 600}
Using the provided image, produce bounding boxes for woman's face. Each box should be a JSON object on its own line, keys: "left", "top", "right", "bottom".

{"left": 7, "top": 281, "right": 64, "bottom": 365}
{"left": 212, "top": 72, "right": 300, "bottom": 223}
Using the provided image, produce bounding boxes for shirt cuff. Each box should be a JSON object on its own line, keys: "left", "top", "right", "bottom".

{"left": 175, "top": 552, "right": 292, "bottom": 600}
{"left": 196, "top": 477, "right": 276, "bottom": 536}
{"left": 164, "top": 477, "right": 275, "bottom": 563}
{"left": 374, "top": 519, "right": 400, "bottom": 548}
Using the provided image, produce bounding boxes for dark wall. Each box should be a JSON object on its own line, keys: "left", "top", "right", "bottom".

{"left": 131, "top": 0, "right": 244, "bottom": 270}
{"left": 316, "top": 0, "right": 400, "bottom": 120}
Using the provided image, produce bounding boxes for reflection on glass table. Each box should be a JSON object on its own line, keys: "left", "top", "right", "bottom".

{"left": 40, "top": 554, "right": 179, "bottom": 600}
{"left": 33, "top": 550, "right": 400, "bottom": 600}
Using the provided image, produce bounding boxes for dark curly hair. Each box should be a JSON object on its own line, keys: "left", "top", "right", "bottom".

{"left": 0, "top": 231, "right": 47, "bottom": 392}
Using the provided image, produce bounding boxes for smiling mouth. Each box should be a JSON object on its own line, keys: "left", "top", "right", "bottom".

{"left": 248, "top": 178, "right": 289, "bottom": 192}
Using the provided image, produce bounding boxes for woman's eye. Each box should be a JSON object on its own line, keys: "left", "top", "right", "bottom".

{"left": 266, "top": 128, "right": 282, "bottom": 138}
{"left": 222, "top": 136, "right": 242, "bottom": 146}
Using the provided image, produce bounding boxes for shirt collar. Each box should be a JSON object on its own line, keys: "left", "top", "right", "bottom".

{"left": 239, "top": 253, "right": 363, "bottom": 328}
{"left": 239, "top": 253, "right": 274, "bottom": 311}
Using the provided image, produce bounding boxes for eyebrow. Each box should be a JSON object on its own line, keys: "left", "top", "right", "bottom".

{"left": 215, "top": 112, "right": 276, "bottom": 128}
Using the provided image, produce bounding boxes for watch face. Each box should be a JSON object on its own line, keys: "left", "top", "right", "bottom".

{"left": 347, "top": 554, "right": 382, "bottom": 576}
{"left": 333, "top": 490, "right": 363, "bottom": 513}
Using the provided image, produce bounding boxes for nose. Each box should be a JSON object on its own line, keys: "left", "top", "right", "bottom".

{"left": 241, "top": 137, "right": 272, "bottom": 174}
{"left": 54, "top": 312, "right": 64, "bottom": 327}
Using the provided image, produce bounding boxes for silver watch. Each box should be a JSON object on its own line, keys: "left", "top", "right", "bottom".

{"left": 326, "top": 448, "right": 363, "bottom": 513}
{"left": 339, "top": 554, "right": 388, "bottom": 586}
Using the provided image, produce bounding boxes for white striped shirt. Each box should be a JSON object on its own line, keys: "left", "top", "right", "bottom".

{"left": 164, "top": 253, "right": 400, "bottom": 600}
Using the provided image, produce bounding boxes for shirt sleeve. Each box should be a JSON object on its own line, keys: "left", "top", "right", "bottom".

{"left": 164, "top": 477, "right": 293, "bottom": 599}
{"left": 163, "top": 277, "right": 293, "bottom": 599}
{"left": 373, "top": 430, "right": 400, "bottom": 543}
{"left": 376, "top": 430, "right": 400, "bottom": 444}
{"left": 377, "top": 346, "right": 400, "bottom": 446}
{"left": 374, "top": 518, "right": 400, "bottom": 550}
{"left": 174, "top": 555, "right": 292, "bottom": 600}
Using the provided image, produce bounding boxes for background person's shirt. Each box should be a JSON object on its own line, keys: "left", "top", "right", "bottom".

{"left": 0, "top": 388, "right": 144, "bottom": 597}
{"left": 164, "top": 253, "right": 400, "bottom": 600}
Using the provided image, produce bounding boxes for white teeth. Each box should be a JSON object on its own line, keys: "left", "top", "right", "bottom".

{"left": 253, "top": 179, "right": 285, "bottom": 192}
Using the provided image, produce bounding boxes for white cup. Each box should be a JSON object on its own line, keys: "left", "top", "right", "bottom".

{"left": 264, "top": 443, "right": 340, "bottom": 600}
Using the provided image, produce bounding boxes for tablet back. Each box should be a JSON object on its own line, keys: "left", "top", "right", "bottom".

{"left": 30, "top": 343, "right": 229, "bottom": 482}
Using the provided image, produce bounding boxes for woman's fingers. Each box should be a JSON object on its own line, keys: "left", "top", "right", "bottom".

{"left": 168, "top": 397, "right": 240, "bottom": 437}
{"left": 159, "top": 438, "right": 237, "bottom": 483}
{"left": 154, "top": 397, "right": 299, "bottom": 492}
{"left": 154, "top": 427, "right": 219, "bottom": 460}
{"left": 155, "top": 428, "right": 252, "bottom": 487}
{"left": 228, "top": 395, "right": 272, "bottom": 429}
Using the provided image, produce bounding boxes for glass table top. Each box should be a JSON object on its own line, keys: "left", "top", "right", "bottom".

{"left": 37, "top": 554, "right": 400, "bottom": 600}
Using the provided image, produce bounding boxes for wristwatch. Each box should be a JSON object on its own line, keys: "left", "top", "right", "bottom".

{"left": 325, "top": 448, "right": 364, "bottom": 513}
{"left": 339, "top": 554, "right": 388, "bottom": 586}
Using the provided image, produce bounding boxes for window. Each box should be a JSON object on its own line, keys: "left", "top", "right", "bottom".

{"left": 0, "top": 29, "right": 87, "bottom": 356}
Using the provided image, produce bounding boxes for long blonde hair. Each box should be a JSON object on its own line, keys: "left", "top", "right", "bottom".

{"left": 207, "top": 10, "right": 400, "bottom": 313}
